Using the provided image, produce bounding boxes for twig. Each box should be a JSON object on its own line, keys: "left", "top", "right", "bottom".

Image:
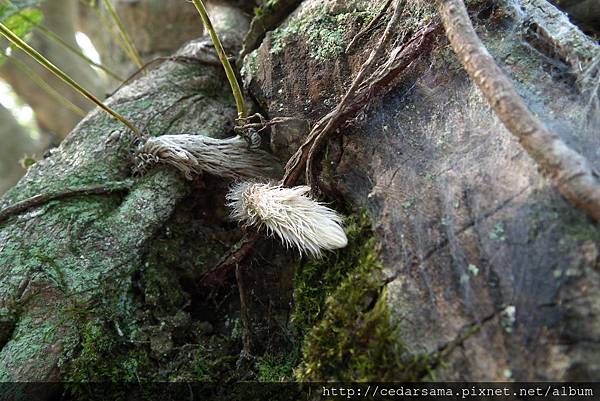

{"left": 108, "top": 58, "right": 163, "bottom": 96}
{"left": 0, "top": 181, "right": 133, "bottom": 224}
{"left": 438, "top": 0, "right": 600, "bottom": 222}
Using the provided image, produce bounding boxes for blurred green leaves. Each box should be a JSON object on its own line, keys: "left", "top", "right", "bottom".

{"left": 0, "top": 0, "right": 43, "bottom": 65}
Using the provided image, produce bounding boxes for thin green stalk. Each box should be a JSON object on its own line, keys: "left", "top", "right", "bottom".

{"left": 8, "top": 54, "right": 86, "bottom": 117}
{"left": 0, "top": 22, "right": 141, "bottom": 135}
{"left": 34, "top": 23, "right": 123, "bottom": 81}
{"left": 81, "top": 0, "right": 133, "bottom": 62}
{"left": 101, "top": 0, "right": 143, "bottom": 68}
{"left": 0, "top": 0, "right": 123, "bottom": 81}
{"left": 191, "top": 0, "right": 246, "bottom": 121}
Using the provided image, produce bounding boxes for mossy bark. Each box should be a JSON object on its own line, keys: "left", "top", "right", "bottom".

{"left": 0, "top": 0, "right": 599, "bottom": 391}
{"left": 244, "top": 0, "right": 600, "bottom": 381}
{"left": 0, "top": 6, "right": 248, "bottom": 385}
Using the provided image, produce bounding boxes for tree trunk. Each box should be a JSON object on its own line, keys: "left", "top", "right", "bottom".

{"left": 0, "top": 0, "right": 599, "bottom": 392}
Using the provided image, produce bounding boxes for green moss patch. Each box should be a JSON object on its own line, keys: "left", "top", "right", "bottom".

{"left": 64, "top": 319, "right": 152, "bottom": 384}
{"left": 256, "top": 350, "right": 299, "bottom": 382}
{"left": 254, "top": 212, "right": 432, "bottom": 382}
{"left": 291, "top": 213, "right": 377, "bottom": 335}
{"left": 270, "top": 5, "right": 375, "bottom": 61}
{"left": 295, "top": 213, "right": 432, "bottom": 381}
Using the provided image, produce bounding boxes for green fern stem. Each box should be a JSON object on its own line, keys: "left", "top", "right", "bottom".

{"left": 0, "top": 22, "right": 141, "bottom": 135}
{"left": 191, "top": 0, "right": 246, "bottom": 121}
{"left": 101, "top": 0, "right": 143, "bottom": 68}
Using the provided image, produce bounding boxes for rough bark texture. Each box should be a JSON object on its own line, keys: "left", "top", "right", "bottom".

{"left": 243, "top": 0, "right": 600, "bottom": 380}
{"left": 0, "top": 0, "right": 599, "bottom": 393}
{"left": 439, "top": 0, "right": 600, "bottom": 222}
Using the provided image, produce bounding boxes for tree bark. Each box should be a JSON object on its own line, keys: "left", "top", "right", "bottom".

{"left": 438, "top": 0, "right": 600, "bottom": 222}
{"left": 0, "top": 0, "right": 599, "bottom": 390}
{"left": 0, "top": 4, "right": 249, "bottom": 384}
{"left": 244, "top": 0, "right": 600, "bottom": 380}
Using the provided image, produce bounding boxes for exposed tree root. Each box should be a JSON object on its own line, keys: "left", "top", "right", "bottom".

{"left": 301, "top": 0, "right": 407, "bottom": 188}
{"left": 0, "top": 181, "right": 133, "bottom": 224}
{"left": 345, "top": 0, "right": 394, "bottom": 54}
{"left": 438, "top": 0, "right": 600, "bottom": 223}
{"left": 282, "top": 2, "right": 441, "bottom": 188}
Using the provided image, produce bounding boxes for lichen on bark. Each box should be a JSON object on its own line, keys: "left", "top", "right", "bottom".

{"left": 0, "top": 13, "right": 244, "bottom": 382}
{"left": 0, "top": 0, "right": 599, "bottom": 389}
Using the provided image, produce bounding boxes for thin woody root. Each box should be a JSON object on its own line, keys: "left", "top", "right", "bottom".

{"left": 282, "top": 0, "right": 440, "bottom": 188}
{"left": 0, "top": 181, "right": 133, "bottom": 224}
{"left": 234, "top": 114, "right": 297, "bottom": 134}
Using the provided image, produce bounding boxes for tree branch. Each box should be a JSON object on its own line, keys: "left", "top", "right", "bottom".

{"left": 437, "top": 0, "right": 600, "bottom": 222}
